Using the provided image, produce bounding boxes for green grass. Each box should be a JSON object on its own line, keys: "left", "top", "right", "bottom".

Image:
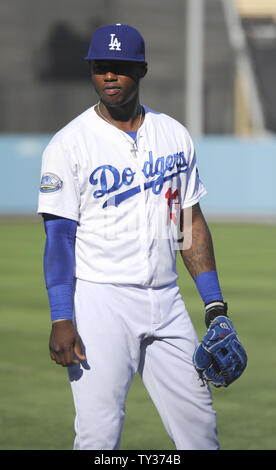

{"left": 0, "top": 218, "right": 275, "bottom": 450}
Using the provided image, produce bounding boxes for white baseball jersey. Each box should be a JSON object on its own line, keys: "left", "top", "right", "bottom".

{"left": 37, "top": 105, "right": 207, "bottom": 287}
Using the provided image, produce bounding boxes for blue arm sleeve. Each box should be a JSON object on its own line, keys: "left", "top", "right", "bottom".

{"left": 194, "top": 270, "right": 223, "bottom": 305}
{"left": 43, "top": 214, "right": 77, "bottom": 322}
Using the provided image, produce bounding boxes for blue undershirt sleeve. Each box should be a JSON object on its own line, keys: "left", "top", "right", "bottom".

{"left": 43, "top": 214, "right": 77, "bottom": 322}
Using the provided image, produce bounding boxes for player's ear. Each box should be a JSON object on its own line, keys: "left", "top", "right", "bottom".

{"left": 140, "top": 62, "right": 148, "bottom": 78}
{"left": 88, "top": 59, "right": 93, "bottom": 76}
{"left": 136, "top": 62, "right": 148, "bottom": 79}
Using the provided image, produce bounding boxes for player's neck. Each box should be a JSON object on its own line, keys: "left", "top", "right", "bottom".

{"left": 98, "top": 98, "right": 144, "bottom": 132}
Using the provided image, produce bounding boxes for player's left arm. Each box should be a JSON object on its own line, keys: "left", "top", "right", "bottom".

{"left": 180, "top": 202, "right": 226, "bottom": 327}
{"left": 180, "top": 202, "right": 217, "bottom": 280}
{"left": 180, "top": 202, "right": 247, "bottom": 387}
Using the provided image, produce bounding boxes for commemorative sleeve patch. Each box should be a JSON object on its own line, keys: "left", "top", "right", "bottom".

{"left": 40, "top": 172, "right": 63, "bottom": 193}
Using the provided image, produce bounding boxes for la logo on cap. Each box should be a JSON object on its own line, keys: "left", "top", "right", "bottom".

{"left": 109, "top": 25, "right": 122, "bottom": 51}
{"left": 109, "top": 33, "right": 121, "bottom": 51}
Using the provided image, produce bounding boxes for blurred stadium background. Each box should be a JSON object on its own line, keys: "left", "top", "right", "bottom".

{"left": 0, "top": 0, "right": 276, "bottom": 450}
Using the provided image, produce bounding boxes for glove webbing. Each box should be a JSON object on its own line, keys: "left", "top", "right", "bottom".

{"left": 205, "top": 301, "right": 228, "bottom": 328}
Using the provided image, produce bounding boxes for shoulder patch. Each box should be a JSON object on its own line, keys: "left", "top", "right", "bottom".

{"left": 40, "top": 173, "right": 63, "bottom": 193}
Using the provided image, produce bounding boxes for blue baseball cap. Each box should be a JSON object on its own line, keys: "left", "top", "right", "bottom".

{"left": 84, "top": 24, "right": 145, "bottom": 62}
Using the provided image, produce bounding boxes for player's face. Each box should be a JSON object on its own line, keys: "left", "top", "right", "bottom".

{"left": 91, "top": 60, "right": 147, "bottom": 107}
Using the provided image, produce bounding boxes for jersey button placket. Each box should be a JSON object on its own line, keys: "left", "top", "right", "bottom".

{"left": 139, "top": 145, "right": 153, "bottom": 285}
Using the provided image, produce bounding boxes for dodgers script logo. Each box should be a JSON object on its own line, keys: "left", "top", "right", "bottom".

{"left": 89, "top": 150, "right": 187, "bottom": 208}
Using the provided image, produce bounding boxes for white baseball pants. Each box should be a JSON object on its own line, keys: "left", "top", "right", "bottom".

{"left": 68, "top": 279, "right": 219, "bottom": 450}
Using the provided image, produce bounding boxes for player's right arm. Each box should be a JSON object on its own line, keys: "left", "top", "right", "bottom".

{"left": 43, "top": 213, "right": 86, "bottom": 367}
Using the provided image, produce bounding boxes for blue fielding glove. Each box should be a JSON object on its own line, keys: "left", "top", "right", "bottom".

{"left": 193, "top": 302, "right": 247, "bottom": 387}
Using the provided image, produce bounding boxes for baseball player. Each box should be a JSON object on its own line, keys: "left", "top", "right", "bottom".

{"left": 38, "top": 24, "right": 247, "bottom": 450}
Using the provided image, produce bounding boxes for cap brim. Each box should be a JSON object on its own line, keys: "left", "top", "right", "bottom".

{"left": 84, "top": 56, "right": 145, "bottom": 62}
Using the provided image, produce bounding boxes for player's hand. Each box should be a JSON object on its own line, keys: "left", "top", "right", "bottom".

{"left": 49, "top": 320, "right": 86, "bottom": 367}
{"left": 192, "top": 302, "right": 247, "bottom": 387}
